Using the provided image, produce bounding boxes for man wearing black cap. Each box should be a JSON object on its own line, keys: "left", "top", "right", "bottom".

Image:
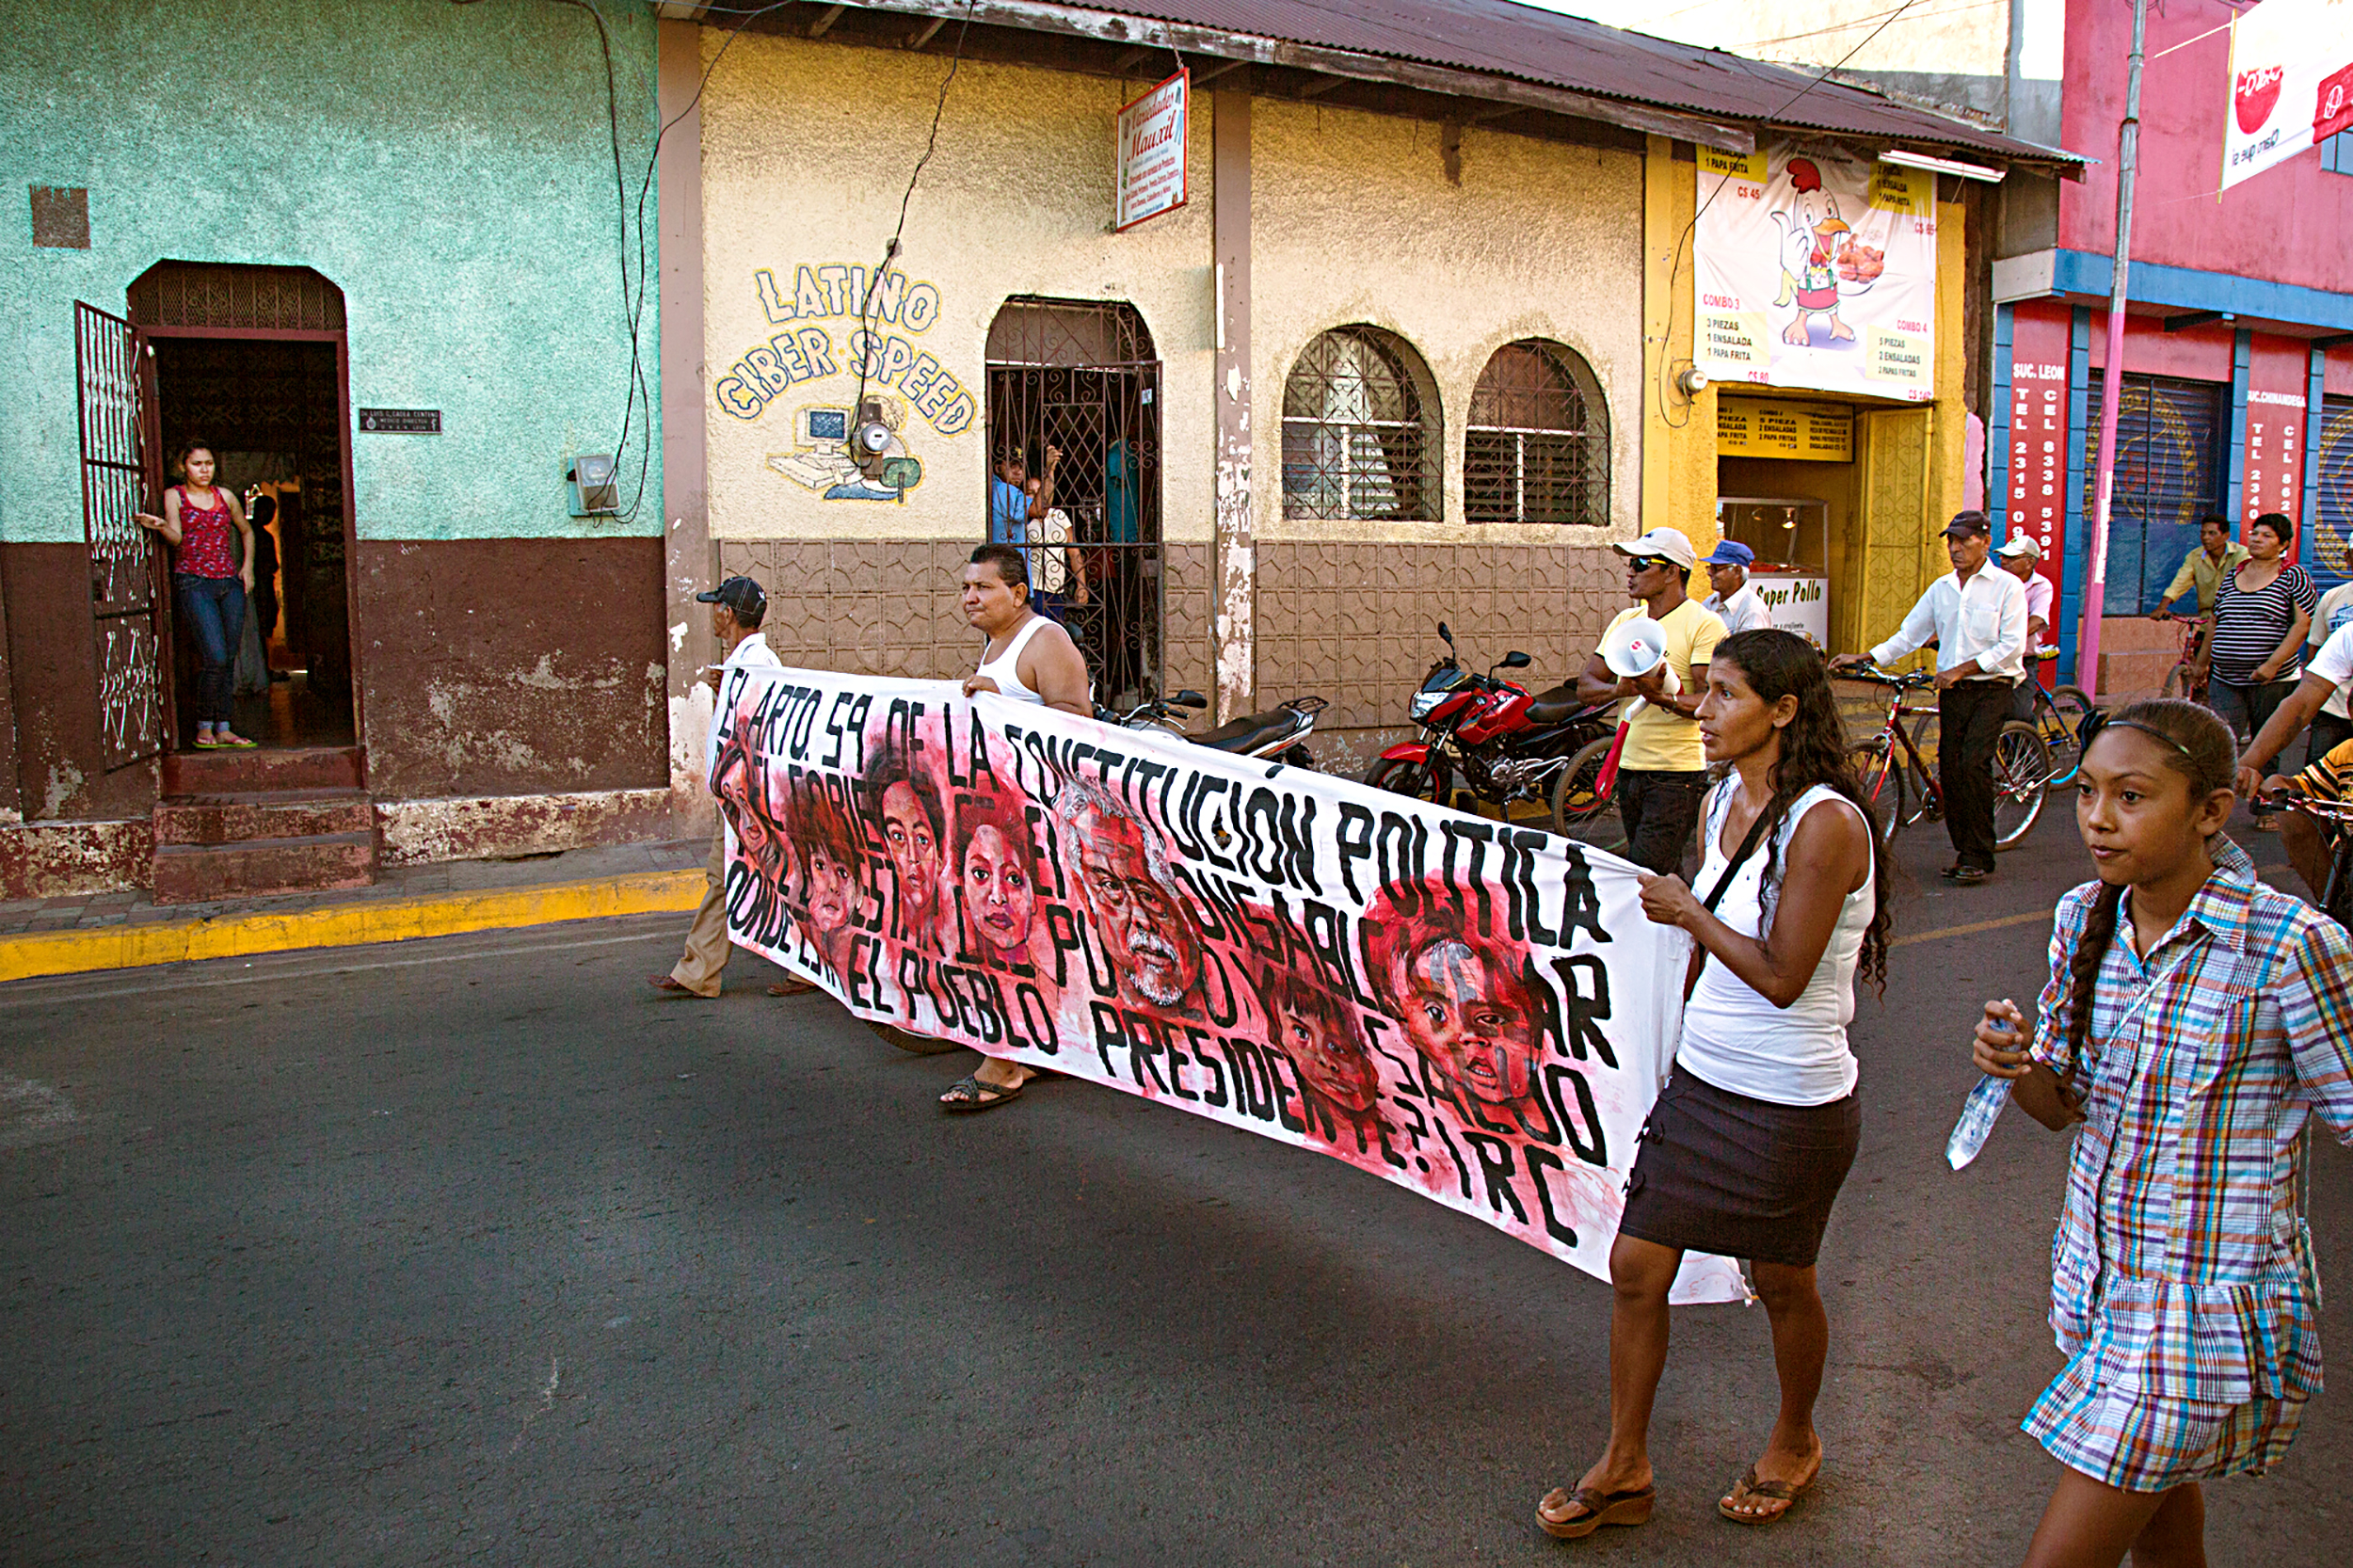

{"left": 650, "top": 575, "right": 814, "bottom": 998}
{"left": 1833, "top": 512, "right": 2026, "bottom": 885}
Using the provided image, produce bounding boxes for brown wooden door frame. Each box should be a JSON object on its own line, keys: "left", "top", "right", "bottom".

{"left": 137, "top": 323, "right": 366, "bottom": 780}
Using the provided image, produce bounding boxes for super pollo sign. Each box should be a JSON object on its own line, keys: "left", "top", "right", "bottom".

{"left": 2222, "top": 0, "right": 2353, "bottom": 190}
{"left": 713, "top": 666, "right": 1744, "bottom": 1304}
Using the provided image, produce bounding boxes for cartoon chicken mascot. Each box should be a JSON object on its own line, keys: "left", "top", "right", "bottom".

{"left": 1771, "top": 156, "right": 1864, "bottom": 347}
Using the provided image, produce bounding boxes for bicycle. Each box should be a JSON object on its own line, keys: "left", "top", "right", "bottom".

{"left": 2154, "top": 614, "right": 2214, "bottom": 704}
{"left": 2250, "top": 789, "right": 2353, "bottom": 927}
{"left": 1836, "top": 664, "right": 2051, "bottom": 848}
{"left": 2021, "top": 651, "right": 2097, "bottom": 792}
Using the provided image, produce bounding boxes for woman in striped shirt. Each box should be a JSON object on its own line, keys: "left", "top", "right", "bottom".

{"left": 1972, "top": 699, "right": 2353, "bottom": 1566}
{"left": 2202, "top": 513, "right": 2314, "bottom": 744}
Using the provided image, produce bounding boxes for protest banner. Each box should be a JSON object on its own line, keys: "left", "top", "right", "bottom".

{"left": 713, "top": 664, "right": 1745, "bottom": 1304}
{"left": 1693, "top": 139, "right": 1938, "bottom": 402}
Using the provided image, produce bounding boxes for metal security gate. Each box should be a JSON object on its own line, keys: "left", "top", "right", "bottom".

{"left": 2080, "top": 376, "right": 2225, "bottom": 616}
{"left": 985, "top": 299, "right": 1161, "bottom": 708}
{"left": 75, "top": 300, "right": 168, "bottom": 769}
{"left": 2311, "top": 397, "right": 2353, "bottom": 592}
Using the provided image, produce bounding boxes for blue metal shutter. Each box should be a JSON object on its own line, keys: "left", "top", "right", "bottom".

{"left": 2314, "top": 397, "right": 2353, "bottom": 593}
{"left": 2080, "top": 376, "right": 2227, "bottom": 615}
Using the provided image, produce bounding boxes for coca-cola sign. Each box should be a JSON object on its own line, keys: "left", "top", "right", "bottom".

{"left": 2220, "top": 0, "right": 2353, "bottom": 191}
{"left": 2235, "top": 63, "right": 2284, "bottom": 133}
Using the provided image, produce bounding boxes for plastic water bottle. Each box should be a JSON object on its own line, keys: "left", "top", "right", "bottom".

{"left": 1945, "top": 1075, "right": 2013, "bottom": 1171}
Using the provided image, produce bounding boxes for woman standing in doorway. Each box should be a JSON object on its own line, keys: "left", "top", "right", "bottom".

{"left": 1538, "top": 629, "right": 1888, "bottom": 1540}
{"left": 134, "top": 442, "right": 257, "bottom": 748}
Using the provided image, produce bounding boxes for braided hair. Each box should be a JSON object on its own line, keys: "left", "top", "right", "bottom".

{"left": 2057, "top": 699, "right": 2237, "bottom": 1080}
{"left": 1709, "top": 629, "right": 1892, "bottom": 992}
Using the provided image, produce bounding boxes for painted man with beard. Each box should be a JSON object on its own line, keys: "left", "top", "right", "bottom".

{"left": 868, "top": 753, "right": 950, "bottom": 953}
{"left": 1367, "top": 881, "right": 1543, "bottom": 1130}
{"left": 1053, "top": 777, "right": 1205, "bottom": 1015}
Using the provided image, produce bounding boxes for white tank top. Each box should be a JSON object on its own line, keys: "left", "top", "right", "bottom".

{"left": 974, "top": 614, "right": 1051, "bottom": 705}
{"left": 1677, "top": 782, "right": 1873, "bottom": 1107}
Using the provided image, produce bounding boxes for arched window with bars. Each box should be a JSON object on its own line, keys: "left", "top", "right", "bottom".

{"left": 1280, "top": 326, "right": 1440, "bottom": 521}
{"left": 1464, "top": 339, "right": 1609, "bottom": 527}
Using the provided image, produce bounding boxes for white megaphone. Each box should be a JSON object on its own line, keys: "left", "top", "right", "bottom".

{"left": 1600, "top": 616, "right": 1679, "bottom": 719}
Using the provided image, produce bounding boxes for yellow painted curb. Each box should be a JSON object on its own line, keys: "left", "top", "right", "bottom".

{"left": 0, "top": 870, "right": 704, "bottom": 984}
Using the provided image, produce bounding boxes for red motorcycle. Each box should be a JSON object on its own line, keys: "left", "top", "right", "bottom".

{"left": 1363, "top": 620, "right": 1619, "bottom": 836}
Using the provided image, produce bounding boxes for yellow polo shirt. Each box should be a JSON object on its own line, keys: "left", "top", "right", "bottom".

{"left": 1602, "top": 599, "right": 1724, "bottom": 773}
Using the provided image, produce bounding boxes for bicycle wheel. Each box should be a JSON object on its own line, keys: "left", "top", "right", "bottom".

{"left": 1549, "top": 737, "right": 1626, "bottom": 854}
{"left": 2041, "top": 685, "right": 2095, "bottom": 787}
{"left": 2159, "top": 663, "right": 2189, "bottom": 700}
{"left": 1845, "top": 740, "right": 1905, "bottom": 839}
{"left": 1992, "top": 721, "right": 2051, "bottom": 849}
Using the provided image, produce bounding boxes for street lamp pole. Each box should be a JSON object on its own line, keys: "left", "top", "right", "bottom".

{"left": 2077, "top": 0, "right": 2150, "bottom": 695}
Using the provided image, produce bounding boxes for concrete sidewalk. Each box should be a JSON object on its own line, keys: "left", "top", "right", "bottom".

{"left": 0, "top": 839, "right": 705, "bottom": 984}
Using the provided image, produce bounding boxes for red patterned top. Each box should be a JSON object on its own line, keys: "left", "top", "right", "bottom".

{"left": 172, "top": 486, "right": 238, "bottom": 579}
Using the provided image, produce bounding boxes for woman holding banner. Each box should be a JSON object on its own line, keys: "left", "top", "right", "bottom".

{"left": 1539, "top": 629, "right": 1888, "bottom": 1539}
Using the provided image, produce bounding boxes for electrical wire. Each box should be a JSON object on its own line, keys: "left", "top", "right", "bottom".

{"left": 1655, "top": 0, "right": 1933, "bottom": 428}
{"left": 850, "top": 1, "right": 978, "bottom": 448}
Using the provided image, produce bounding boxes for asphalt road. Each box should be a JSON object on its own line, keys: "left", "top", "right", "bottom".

{"left": 4, "top": 804, "right": 2347, "bottom": 1566}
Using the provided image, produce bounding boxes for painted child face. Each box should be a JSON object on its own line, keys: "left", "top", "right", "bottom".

{"left": 1395, "top": 937, "right": 1536, "bottom": 1108}
{"left": 804, "top": 839, "right": 856, "bottom": 935}
{"left": 1077, "top": 815, "right": 1201, "bottom": 1009}
{"left": 880, "top": 781, "right": 941, "bottom": 921}
{"left": 961, "top": 824, "right": 1034, "bottom": 955}
{"left": 1277, "top": 1002, "right": 1379, "bottom": 1113}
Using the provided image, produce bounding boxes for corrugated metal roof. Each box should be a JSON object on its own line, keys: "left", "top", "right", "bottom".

{"left": 1027, "top": 0, "right": 2078, "bottom": 167}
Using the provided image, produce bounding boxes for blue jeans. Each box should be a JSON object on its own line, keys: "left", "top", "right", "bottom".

{"left": 176, "top": 572, "right": 246, "bottom": 724}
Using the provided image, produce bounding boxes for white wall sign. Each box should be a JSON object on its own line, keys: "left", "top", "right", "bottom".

{"left": 1693, "top": 140, "right": 1939, "bottom": 402}
{"left": 2221, "top": 0, "right": 2353, "bottom": 191}
{"left": 1751, "top": 574, "right": 1830, "bottom": 648}
{"left": 1116, "top": 70, "right": 1189, "bottom": 232}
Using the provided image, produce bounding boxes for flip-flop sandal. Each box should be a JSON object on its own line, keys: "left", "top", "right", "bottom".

{"left": 1536, "top": 1484, "right": 1655, "bottom": 1540}
{"left": 1718, "top": 1465, "right": 1813, "bottom": 1525}
{"left": 865, "top": 1022, "right": 963, "bottom": 1055}
{"left": 216, "top": 732, "right": 259, "bottom": 748}
{"left": 648, "top": 974, "right": 712, "bottom": 998}
{"left": 939, "top": 1074, "right": 1023, "bottom": 1112}
{"left": 193, "top": 735, "right": 224, "bottom": 749}
{"left": 767, "top": 977, "right": 818, "bottom": 997}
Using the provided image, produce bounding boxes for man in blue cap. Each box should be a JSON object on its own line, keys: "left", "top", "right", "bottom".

{"left": 1701, "top": 539, "right": 1772, "bottom": 635}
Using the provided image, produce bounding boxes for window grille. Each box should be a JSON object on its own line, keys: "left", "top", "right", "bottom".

{"left": 1465, "top": 339, "right": 1609, "bottom": 526}
{"left": 1280, "top": 327, "right": 1439, "bottom": 521}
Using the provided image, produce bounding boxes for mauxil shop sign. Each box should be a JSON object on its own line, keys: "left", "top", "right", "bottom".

{"left": 1115, "top": 70, "right": 1189, "bottom": 232}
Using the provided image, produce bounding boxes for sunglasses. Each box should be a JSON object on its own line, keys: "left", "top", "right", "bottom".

{"left": 1627, "top": 556, "right": 1675, "bottom": 573}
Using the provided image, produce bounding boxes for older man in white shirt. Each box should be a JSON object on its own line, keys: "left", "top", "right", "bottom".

{"left": 1833, "top": 511, "right": 2026, "bottom": 886}
{"left": 1700, "top": 539, "right": 1774, "bottom": 635}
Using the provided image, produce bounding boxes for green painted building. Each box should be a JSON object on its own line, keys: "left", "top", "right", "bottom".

{"left": 1, "top": 0, "right": 677, "bottom": 894}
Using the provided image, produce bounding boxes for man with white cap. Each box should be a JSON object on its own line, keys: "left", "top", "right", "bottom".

{"left": 1700, "top": 539, "right": 1772, "bottom": 635}
{"left": 1996, "top": 533, "right": 2054, "bottom": 719}
{"left": 1576, "top": 527, "right": 1727, "bottom": 873}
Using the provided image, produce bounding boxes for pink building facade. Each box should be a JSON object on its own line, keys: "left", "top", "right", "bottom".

{"left": 1991, "top": 0, "right": 2353, "bottom": 688}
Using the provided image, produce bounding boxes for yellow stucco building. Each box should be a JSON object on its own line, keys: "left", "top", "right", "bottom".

{"left": 651, "top": 3, "right": 2073, "bottom": 774}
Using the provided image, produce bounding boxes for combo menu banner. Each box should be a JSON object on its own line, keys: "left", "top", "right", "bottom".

{"left": 1693, "top": 139, "right": 1939, "bottom": 402}
{"left": 712, "top": 665, "right": 1745, "bottom": 1304}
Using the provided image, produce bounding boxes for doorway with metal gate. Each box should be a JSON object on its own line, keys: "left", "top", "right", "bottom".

{"left": 130, "top": 262, "right": 359, "bottom": 752}
{"left": 984, "top": 298, "right": 1162, "bottom": 708}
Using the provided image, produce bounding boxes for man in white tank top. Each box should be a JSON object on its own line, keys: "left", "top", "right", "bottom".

{"left": 940, "top": 544, "right": 1094, "bottom": 1112}
{"left": 960, "top": 543, "right": 1091, "bottom": 717}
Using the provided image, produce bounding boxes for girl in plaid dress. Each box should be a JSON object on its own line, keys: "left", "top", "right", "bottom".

{"left": 1974, "top": 699, "right": 2353, "bottom": 1566}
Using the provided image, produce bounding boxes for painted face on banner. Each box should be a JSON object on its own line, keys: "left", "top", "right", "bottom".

{"left": 1389, "top": 932, "right": 1538, "bottom": 1109}
{"left": 880, "top": 779, "right": 944, "bottom": 928}
{"left": 805, "top": 838, "right": 856, "bottom": 936}
{"left": 961, "top": 823, "right": 1035, "bottom": 957}
{"left": 1077, "top": 813, "right": 1203, "bottom": 1010}
{"left": 1275, "top": 999, "right": 1380, "bottom": 1114}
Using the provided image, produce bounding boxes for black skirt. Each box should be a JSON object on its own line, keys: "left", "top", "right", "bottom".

{"left": 1618, "top": 1064, "right": 1860, "bottom": 1269}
